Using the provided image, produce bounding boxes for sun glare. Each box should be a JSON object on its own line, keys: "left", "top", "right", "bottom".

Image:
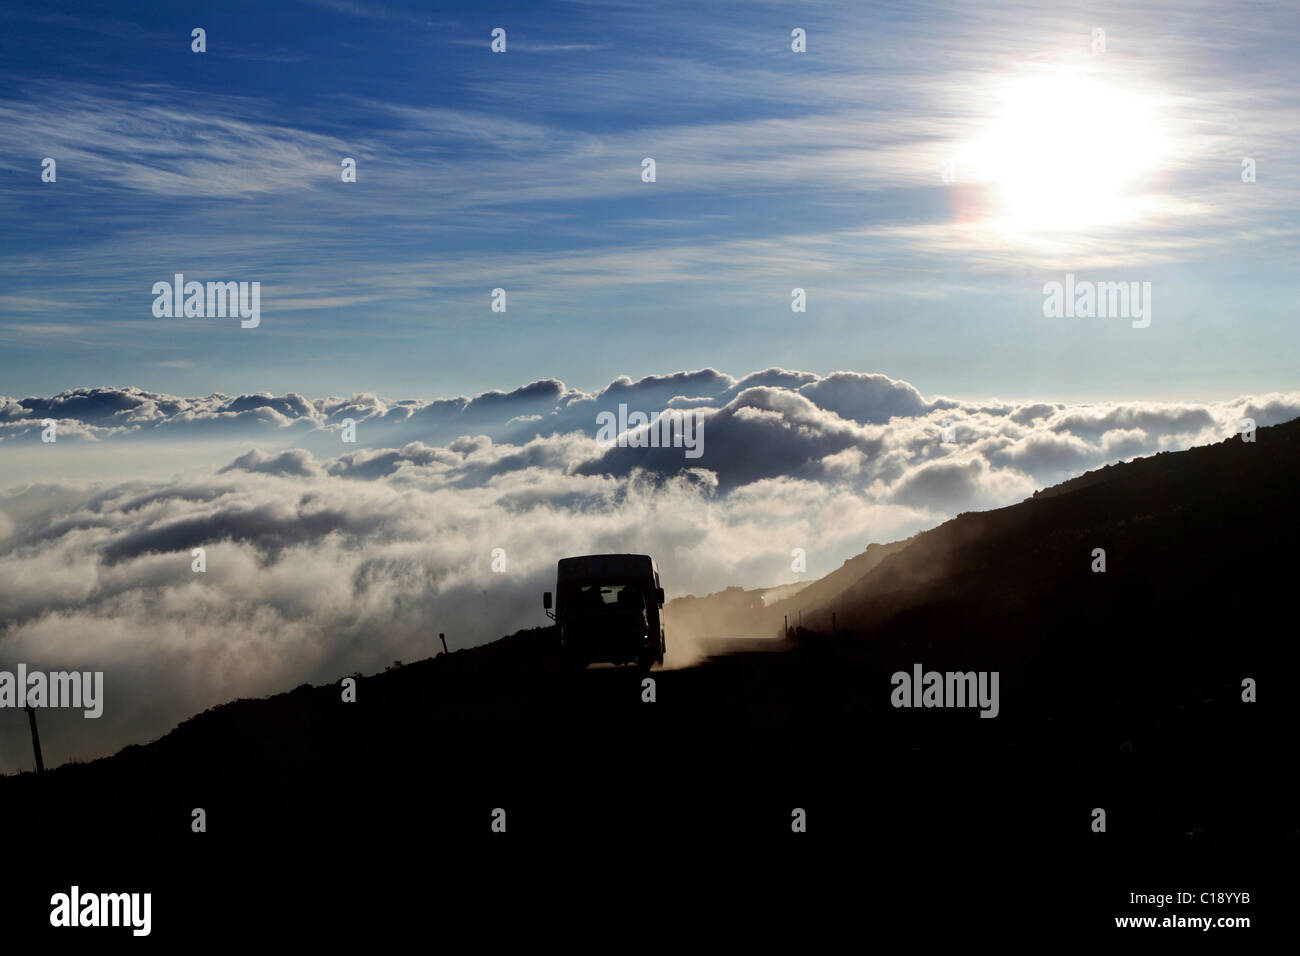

{"left": 962, "top": 68, "right": 1168, "bottom": 232}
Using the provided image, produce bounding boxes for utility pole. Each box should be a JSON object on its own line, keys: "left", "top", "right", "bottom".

{"left": 24, "top": 705, "right": 44, "bottom": 773}
{"left": 439, "top": 632, "right": 449, "bottom": 655}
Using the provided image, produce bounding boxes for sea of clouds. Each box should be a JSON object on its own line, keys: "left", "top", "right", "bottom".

{"left": 2, "top": 367, "right": 1297, "bottom": 770}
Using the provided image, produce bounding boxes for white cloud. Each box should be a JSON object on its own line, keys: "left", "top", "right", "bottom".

{"left": 2, "top": 367, "right": 1297, "bottom": 770}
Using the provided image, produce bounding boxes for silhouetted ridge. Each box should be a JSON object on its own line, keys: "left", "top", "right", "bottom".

{"left": 2, "top": 417, "right": 1293, "bottom": 911}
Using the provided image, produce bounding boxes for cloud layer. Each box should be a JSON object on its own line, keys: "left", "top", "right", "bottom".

{"left": 2, "top": 367, "right": 1297, "bottom": 770}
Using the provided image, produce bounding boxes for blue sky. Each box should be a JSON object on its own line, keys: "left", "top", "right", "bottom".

{"left": 1, "top": 0, "right": 1296, "bottom": 404}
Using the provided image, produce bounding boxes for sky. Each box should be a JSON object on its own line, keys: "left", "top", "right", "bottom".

{"left": 1, "top": 0, "right": 1298, "bottom": 768}
{"left": 1, "top": 0, "right": 1296, "bottom": 403}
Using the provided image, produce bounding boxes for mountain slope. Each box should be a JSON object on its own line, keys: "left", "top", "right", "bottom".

{"left": 1, "top": 417, "right": 1293, "bottom": 929}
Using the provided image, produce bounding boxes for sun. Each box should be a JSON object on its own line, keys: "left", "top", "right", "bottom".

{"left": 961, "top": 67, "right": 1168, "bottom": 232}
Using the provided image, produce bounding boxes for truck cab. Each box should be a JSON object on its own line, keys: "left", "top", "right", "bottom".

{"left": 543, "top": 553, "right": 665, "bottom": 670}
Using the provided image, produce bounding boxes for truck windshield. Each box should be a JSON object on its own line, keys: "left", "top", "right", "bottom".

{"left": 570, "top": 584, "right": 644, "bottom": 613}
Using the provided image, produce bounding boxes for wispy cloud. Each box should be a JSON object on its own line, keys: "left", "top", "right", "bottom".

{"left": 1, "top": 0, "right": 1296, "bottom": 401}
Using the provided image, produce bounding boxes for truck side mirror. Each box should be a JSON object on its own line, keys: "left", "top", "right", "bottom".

{"left": 543, "top": 591, "right": 552, "bottom": 610}
{"left": 655, "top": 588, "right": 665, "bottom": 606}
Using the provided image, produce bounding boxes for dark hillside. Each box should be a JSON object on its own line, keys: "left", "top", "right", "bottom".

{"left": 4, "top": 419, "right": 1294, "bottom": 936}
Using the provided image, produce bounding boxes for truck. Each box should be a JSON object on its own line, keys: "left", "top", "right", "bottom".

{"left": 543, "top": 554, "right": 666, "bottom": 671}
